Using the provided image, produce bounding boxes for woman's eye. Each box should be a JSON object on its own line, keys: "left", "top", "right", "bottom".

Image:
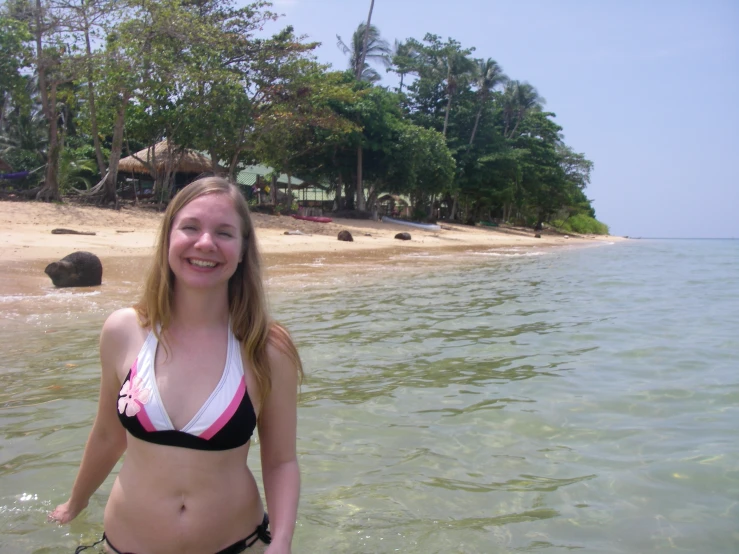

{"left": 218, "top": 232, "right": 233, "bottom": 237}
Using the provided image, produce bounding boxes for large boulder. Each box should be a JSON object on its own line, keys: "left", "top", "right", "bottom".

{"left": 337, "top": 230, "right": 353, "bottom": 242}
{"left": 45, "top": 251, "right": 103, "bottom": 288}
{"left": 394, "top": 232, "right": 412, "bottom": 241}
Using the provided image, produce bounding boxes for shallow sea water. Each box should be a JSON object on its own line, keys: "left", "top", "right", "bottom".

{"left": 0, "top": 240, "right": 737, "bottom": 553}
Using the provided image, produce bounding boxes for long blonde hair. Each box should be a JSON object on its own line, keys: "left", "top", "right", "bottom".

{"left": 135, "top": 176, "right": 302, "bottom": 411}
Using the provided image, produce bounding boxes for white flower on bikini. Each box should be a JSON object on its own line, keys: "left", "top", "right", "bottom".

{"left": 118, "top": 375, "right": 151, "bottom": 417}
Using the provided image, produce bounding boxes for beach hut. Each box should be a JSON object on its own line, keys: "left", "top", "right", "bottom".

{"left": 236, "top": 165, "right": 333, "bottom": 212}
{"left": 117, "top": 140, "right": 223, "bottom": 198}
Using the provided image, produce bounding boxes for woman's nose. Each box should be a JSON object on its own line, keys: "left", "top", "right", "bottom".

{"left": 195, "top": 232, "right": 216, "bottom": 250}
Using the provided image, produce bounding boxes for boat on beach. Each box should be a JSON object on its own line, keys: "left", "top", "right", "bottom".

{"left": 291, "top": 214, "right": 333, "bottom": 223}
{"left": 381, "top": 216, "right": 441, "bottom": 231}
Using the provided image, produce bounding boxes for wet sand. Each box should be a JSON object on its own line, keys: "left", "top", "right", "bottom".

{"left": 0, "top": 200, "right": 621, "bottom": 267}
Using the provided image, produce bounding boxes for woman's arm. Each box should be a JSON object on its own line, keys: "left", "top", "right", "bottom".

{"left": 49, "top": 309, "right": 133, "bottom": 524}
{"left": 258, "top": 338, "right": 301, "bottom": 553}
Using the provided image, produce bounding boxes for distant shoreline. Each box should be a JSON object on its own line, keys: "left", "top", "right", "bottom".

{"left": 0, "top": 200, "right": 623, "bottom": 265}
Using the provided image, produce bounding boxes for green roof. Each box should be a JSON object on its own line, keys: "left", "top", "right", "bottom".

{"left": 235, "top": 165, "right": 305, "bottom": 187}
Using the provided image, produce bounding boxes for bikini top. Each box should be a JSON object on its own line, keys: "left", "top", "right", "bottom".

{"left": 116, "top": 326, "right": 257, "bottom": 451}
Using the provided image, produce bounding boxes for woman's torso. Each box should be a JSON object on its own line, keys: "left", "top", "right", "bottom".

{"left": 104, "top": 311, "right": 264, "bottom": 553}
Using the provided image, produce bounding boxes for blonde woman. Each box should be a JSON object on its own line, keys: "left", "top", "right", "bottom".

{"left": 50, "top": 177, "right": 302, "bottom": 554}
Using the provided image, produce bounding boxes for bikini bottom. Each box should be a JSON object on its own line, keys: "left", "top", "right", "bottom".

{"left": 74, "top": 513, "right": 271, "bottom": 554}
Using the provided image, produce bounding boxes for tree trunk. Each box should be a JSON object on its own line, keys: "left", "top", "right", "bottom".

{"left": 37, "top": 83, "right": 60, "bottom": 201}
{"left": 442, "top": 92, "right": 453, "bottom": 138}
{"left": 507, "top": 114, "right": 522, "bottom": 139}
{"left": 34, "top": 0, "right": 59, "bottom": 201}
{"left": 333, "top": 175, "right": 342, "bottom": 211}
{"left": 270, "top": 175, "right": 277, "bottom": 205}
{"left": 228, "top": 121, "right": 249, "bottom": 180}
{"left": 344, "top": 177, "right": 354, "bottom": 210}
{"left": 161, "top": 142, "right": 179, "bottom": 203}
{"left": 101, "top": 97, "right": 129, "bottom": 207}
{"left": 356, "top": 146, "right": 365, "bottom": 211}
{"left": 468, "top": 106, "right": 483, "bottom": 148}
{"left": 0, "top": 92, "right": 6, "bottom": 131}
{"left": 286, "top": 171, "right": 293, "bottom": 210}
{"left": 356, "top": 0, "right": 376, "bottom": 80}
{"left": 84, "top": 19, "right": 106, "bottom": 180}
{"left": 450, "top": 192, "right": 459, "bottom": 221}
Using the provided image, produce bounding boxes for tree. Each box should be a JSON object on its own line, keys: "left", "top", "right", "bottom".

{"left": 7, "top": 0, "right": 75, "bottom": 200}
{"left": 502, "top": 80, "right": 545, "bottom": 139}
{"left": 0, "top": 78, "right": 47, "bottom": 175}
{"left": 387, "top": 39, "right": 417, "bottom": 94}
{"left": 407, "top": 35, "right": 476, "bottom": 138}
{"left": 0, "top": 15, "right": 32, "bottom": 132}
{"left": 252, "top": 65, "right": 358, "bottom": 208}
{"left": 468, "top": 58, "right": 507, "bottom": 148}
{"left": 336, "top": 23, "right": 390, "bottom": 83}
{"left": 388, "top": 123, "right": 455, "bottom": 214}
{"left": 336, "top": 19, "right": 390, "bottom": 211}
{"left": 58, "top": 0, "right": 118, "bottom": 181}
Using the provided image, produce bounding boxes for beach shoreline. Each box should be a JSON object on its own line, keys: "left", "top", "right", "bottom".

{"left": 0, "top": 200, "right": 623, "bottom": 266}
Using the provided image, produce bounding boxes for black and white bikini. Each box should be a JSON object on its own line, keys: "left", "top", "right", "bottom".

{"left": 75, "top": 327, "right": 271, "bottom": 554}
{"left": 116, "top": 326, "right": 257, "bottom": 451}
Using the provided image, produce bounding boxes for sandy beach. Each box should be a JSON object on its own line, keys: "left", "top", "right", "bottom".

{"left": 0, "top": 200, "right": 620, "bottom": 265}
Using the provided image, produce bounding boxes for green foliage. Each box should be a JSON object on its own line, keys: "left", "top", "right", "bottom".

{"left": 389, "top": 123, "right": 455, "bottom": 197}
{"left": 0, "top": 16, "right": 32, "bottom": 102}
{"left": 58, "top": 149, "right": 98, "bottom": 193}
{"left": 552, "top": 214, "right": 610, "bottom": 235}
{"left": 0, "top": 0, "right": 608, "bottom": 228}
{"left": 336, "top": 22, "right": 391, "bottom": 83}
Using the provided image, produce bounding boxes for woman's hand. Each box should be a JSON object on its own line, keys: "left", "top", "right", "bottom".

{"left": 48, "top": 498, "right": 87, "bottom": 524}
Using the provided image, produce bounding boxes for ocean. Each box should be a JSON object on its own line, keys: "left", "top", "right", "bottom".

{"left": 1, "top": 239, "right": 737, "bottom": 553}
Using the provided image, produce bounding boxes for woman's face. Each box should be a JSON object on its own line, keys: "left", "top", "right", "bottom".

{"left": 168, "top": 193, "right": 244, "bottom": 291}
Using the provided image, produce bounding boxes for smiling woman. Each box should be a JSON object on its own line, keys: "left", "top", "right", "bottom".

{"left": 167, "top": 194, "right": 245, "bottom": 291}
{"left": 49, "top": 177, "right": 303, "bottom": 554}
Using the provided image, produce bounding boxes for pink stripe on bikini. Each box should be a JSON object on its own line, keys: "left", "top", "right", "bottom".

{"left": 131, "top": 359, "right": 156, "bottom": 433}
{"left": 199, "top": 379, "right": 246, "bottom": 440}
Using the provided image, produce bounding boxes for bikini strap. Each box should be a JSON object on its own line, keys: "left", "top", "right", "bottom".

{"left": 73, "top": 534, "right": 106, "bottom": 553}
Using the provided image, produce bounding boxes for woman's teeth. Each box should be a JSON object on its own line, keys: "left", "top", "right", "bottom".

{"left": 190, "top": 259, "right": 217, "bottom": 268}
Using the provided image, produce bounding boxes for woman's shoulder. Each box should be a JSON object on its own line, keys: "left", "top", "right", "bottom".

{"left": 99, "top": 308, "right": 148, "bottom": 376}
{"left": 103, "top": 307, "right": 143, "bottom": 333}
{"left": 101, "top": 308, "right": 148, "bottom": 348}
{"left": 266, "top": 322, "right": 302, "bottom": 377}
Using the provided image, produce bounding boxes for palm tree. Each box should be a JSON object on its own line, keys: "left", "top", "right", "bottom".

{"left": 389, "top": 39, "right": 418, "bottom": 93}
{"left": 468, "top": 58, "right": 507, "bottom": 147}
{"left": 448, "top": 58, "right": 507, "bottom": 221}
{"left": 336, "top": 11, "right": 391, "bottom": 212}
{"left": 336, "top": 22, "right": 391, "bottom": 83}
{"left": 357, "top": 0, "right": 375, "bottom": 79}
{"left": 0, "top": 78, "right": 48, "bottom": 174}
{"left": 502, "top": 81, "right": 545, "bottom": 139}
{"left": 437, "top": 47, "right": 476, "bottom": 137}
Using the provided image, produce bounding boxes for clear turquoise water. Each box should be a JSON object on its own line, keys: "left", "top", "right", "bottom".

{"left": 1, "top": 240, "right": 737, "bottom": 553}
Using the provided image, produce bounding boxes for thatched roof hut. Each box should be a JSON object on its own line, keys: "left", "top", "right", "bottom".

{"left": 118, "top": 140, "right": 223, "bottom": 175}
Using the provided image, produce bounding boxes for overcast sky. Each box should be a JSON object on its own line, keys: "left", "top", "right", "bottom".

{"left": 253, "top": 0, "right": 738, "bottom": 238}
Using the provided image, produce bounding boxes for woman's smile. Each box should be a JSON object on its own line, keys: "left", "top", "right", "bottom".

{"left": 168, "top": 194, "right": 244, "bottom": 288}
{"left": 188, "top": 258, "right": 219, "bottom": 269}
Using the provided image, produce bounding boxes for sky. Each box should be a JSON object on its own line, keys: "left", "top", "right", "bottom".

{"left": 252, "top": 0, "right": 739, "bottom": 238}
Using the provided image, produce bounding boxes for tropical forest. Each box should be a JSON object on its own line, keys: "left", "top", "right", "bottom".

{"left": 0, "top": 0, "right": 609, "bottom": 234}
